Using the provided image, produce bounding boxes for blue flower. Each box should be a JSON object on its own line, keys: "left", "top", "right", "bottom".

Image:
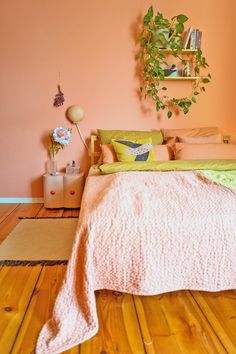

{"left": 48, "top": 127, "right": 72, "bottom": 158}
{"left": 53, "top": 127, "right": 71, "bottom": 145}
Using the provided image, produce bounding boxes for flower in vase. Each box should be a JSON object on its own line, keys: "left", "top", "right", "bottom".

{"left": 53, "top": 127, "right": 71, "bottom": 145}
{"left": 48, "top": 127, "right": 72, "bottom": 158}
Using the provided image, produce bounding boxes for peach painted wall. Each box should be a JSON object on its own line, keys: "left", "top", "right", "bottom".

{"left": 0, "top": 0, "right": 235, "bottom": 198}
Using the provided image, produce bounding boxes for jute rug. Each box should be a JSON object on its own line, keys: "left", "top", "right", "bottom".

{"left": 0, "top": 218, "right": 78, "bottom": 266}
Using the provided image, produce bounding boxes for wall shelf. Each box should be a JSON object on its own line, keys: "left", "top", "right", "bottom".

{"left": 162, "top": 76, "right": 200, "bottom": 80}
{"left": 140, "top": 7, "right": 210, "bottom": 115}
{"left": 158, "top": 49, "right": 198, "bottom": 53}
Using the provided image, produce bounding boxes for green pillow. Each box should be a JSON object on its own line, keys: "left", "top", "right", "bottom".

{"left": 97, "top": 129, "right": 163, "bottom": 145}
{"left": 112, "top": 138, "right": 156, "bottom": 162}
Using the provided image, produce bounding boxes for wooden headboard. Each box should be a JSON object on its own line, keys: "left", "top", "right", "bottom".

{"left": 89, "top": 135, "right": 101, "bottom": 165}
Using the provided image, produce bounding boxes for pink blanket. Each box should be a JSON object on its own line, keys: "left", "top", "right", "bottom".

{"left": 36, "top": 171, "right": 236, "bottom": 353}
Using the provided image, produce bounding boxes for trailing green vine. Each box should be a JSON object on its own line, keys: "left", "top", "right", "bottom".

{"left": 139, "top": 6, "right": 211, "bottom": 118}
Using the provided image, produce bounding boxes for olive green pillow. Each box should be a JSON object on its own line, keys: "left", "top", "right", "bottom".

{"left": 97, "top": 129, "right": 163, "bottom": 145}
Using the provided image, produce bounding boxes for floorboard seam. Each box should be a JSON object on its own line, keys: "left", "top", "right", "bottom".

{"left": 35, "top": 204, "right": 47, "bottom": 217}
{"left": 189, "top": 291, "right": 228, "bottom": 353}
{"left": 0, "top": 204, "right": 20, "bottom": 225}
{"left": 132, "top": 295, "right": 148, "bottom": 354}
{"left": 9, "top": 266, "right": 44, "bottom": 353}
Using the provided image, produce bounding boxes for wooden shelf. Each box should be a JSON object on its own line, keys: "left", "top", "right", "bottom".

{"left": 158, "top": 49, "right": 198, "bottom": 53}
{"left": 162, "top": 76, "right": 200, "bottom": 81}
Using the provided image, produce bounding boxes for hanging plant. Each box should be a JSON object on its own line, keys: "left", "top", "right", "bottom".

{"left": 139, "top": 6, "right": 211, "bottom": 118}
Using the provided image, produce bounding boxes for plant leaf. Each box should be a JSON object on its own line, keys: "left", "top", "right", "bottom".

{"left": 183, "top": 107, "right": 189, "bottom": 114}
{"left": 177, "top": 15, "right": 188, "bottom": 23}
{"left": 144, "top": 6, "right": 153, "bottom": 25}
{"left": 202, "top": 78, "right": 210, "bottom": 83}
{"left": 175, "top": 23, "right": 184, "bottom": 34}
{"left": 167, "top": 111, "right": 172, "bottom": 118}
{"left": 158, "top": 53, "right": 166, "bottom": 59}
{"left": 156, "top": 101, "right": 161, "bottom": 112}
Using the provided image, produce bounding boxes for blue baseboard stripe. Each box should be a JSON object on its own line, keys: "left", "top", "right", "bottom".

{"left": 0, "top": 198, "right": 44, "bottom": 203}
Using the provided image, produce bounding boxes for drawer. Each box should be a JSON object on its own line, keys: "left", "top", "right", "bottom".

{"left": 43, "top": 174, "right": 64, "bottom": 208}
{"left": 63, "top": 174, "right": 84, "bottom": 208}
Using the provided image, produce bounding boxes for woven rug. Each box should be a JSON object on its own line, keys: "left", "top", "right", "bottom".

{"left": 0, "top": 218, "right": 78, "bottom": 266}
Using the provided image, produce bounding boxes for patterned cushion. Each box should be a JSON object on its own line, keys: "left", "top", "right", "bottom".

{"left": 112, "top": 139, "right": 156, "bottom": 162}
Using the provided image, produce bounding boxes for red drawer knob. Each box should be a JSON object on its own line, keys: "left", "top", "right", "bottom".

{"left": 70, "top": 190, "right": 75, "bottom": 195}
{"left": 50, "top": 190, "right": 56, "bottom": 195}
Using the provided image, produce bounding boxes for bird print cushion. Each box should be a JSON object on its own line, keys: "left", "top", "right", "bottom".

{"left": 112, "top": 139, "right": 156, "bottom": 162}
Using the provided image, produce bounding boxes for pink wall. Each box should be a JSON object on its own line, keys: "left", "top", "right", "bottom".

{"left": 0, "top": 0, "right": 235, "bottom": 198}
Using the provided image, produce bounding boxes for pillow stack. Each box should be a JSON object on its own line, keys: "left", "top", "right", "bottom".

{"left": 96, "top": 127, "right": 235, "bottom": 163}
{"left": 97, "top": 129, "right": 173, "bottom": 163}
{"left": 162, "top": 127, "right": 236, "bottom": 160}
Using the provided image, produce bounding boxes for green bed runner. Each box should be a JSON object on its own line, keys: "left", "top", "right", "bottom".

{"left": 99, "top": 160, "right": 236, "bottom": 191}
{"left": 199, "top": 170, "right": 236, "bottom": 191}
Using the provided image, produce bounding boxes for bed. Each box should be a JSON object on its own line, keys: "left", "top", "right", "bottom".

{"left": 36, "top": 128, "right": 236, "bottom": 354}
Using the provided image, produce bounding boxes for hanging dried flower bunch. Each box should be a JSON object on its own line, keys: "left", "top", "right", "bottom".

{"left": 53, "top": 85, "right": 65, "bottom": 107}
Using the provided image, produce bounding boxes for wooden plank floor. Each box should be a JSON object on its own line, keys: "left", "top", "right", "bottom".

{"left": 0, "top": 204, "right": 235, "bottom": 354}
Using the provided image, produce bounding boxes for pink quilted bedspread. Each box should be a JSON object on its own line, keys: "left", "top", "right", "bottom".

{"left": 36, "top": 171, "right": 236, "bottom": 353}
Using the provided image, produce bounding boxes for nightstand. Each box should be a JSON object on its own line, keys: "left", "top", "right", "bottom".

{"left": 43, "top": 173, "right": 84, "bottom": 208}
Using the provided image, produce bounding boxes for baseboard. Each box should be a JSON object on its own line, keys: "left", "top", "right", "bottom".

{"left": 0, "top": 198, "right": 44, "bottom": 203}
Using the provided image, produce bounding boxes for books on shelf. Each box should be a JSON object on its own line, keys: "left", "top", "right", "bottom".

{"left": 195, "top": 29, "right": 202, "bottom": 49}
{"left": 189, "top": 29, "right": 196, "bottom": 49}
{"left": 183, "top": 27, "right": 202, "bottom": 49}
{"left": 183, "top": 27, "right": 193, "bottom": 48}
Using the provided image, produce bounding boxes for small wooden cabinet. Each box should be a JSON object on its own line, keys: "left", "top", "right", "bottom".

{"left": 43, "top": 173, "right": 84, "bottom": 208}
{"left": 63, "top": 174, "right": 84, "bottom": 208}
